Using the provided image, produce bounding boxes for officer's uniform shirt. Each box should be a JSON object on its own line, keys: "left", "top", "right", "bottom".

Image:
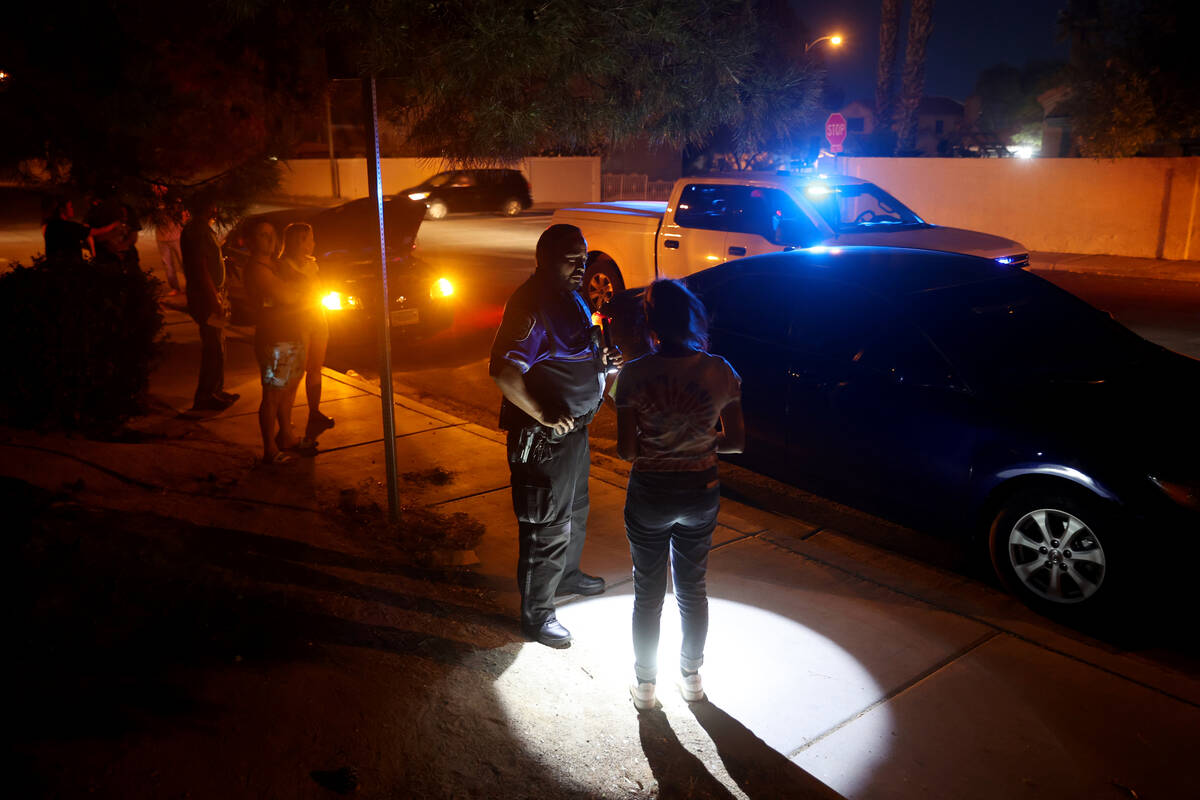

{"left": 489, "top": 270, "right": 604, "bottom": 428}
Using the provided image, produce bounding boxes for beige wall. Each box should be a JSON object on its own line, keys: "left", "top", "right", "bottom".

{"left": 277, "top": 157, "right": 601, "bottom": 205}
{"left": 839, "top": 157, "right": 1200, "bottom": 260}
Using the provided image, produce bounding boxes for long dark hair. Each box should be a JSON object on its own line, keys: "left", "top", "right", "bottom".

{"left": 644, "top": 279, "right": 708, "bottom": 352}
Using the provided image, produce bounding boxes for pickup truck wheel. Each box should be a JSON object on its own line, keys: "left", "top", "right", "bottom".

{"left": 581, "top": 258, "right": 624, "bottom": 311}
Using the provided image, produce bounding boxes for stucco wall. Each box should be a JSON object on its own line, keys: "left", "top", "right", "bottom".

{"left": 839, "top": 157, "right": 1200, "bottom": 261}
{"left": 277, "top": 157, "right": 601, "bottom": 205}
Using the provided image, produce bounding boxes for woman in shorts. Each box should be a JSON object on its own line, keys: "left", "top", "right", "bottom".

{"left": 614, "top": 279, "right": 745, "bottom": 710}
{"left": 245, "top": 221, "right": 307, "bottom": 465}
{"left": 278, "top": 222, "right": 334, "bottom": 447}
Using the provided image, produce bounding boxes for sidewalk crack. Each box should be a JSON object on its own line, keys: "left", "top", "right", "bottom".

{"left": 787, "top": 630, "right": 1001, "bottom": 760}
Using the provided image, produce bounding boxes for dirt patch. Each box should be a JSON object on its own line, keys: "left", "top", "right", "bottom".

{"left": 401, "top": 466, "right": 456, "bottom": 486}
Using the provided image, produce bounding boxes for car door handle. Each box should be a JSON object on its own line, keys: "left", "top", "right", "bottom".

{"left": 728, "top": 246, "right": 746, "bottom": 256}
{"left": 664, "top": 240, "right": 679, "bottom": 249}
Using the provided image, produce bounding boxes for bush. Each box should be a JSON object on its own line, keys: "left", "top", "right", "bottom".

{"left": 0, "top": 255, "right": 164, "bottom": 432}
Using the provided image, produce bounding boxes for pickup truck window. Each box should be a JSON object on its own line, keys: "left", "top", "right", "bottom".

{"left": 675, "top": 184, "right": 741, "bottom": 232}
{"left": 807, "top": 182, "right": 925, "bottom": 232}
{"left": 677, "top": 184, "right": 820, "bottom": 245}
{"left": 732, "top": 188, "right": 819, "bottom": 245}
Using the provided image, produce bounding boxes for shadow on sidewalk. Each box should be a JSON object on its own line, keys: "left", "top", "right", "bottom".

{"left": 11, "top": 479, "right": 596, "bottom": 798}
{"left": 690, "top": 701, "right": 846, "bottom": 800}
{"left": 636, "top": 701, "right": 845, "bottom": 800}
{"left": 638, "top": 708, "right": 736, "bottom": 800}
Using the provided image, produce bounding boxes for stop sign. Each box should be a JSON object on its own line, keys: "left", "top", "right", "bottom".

{"left": 825, "top": 113, "right": 848, "bottom": 153}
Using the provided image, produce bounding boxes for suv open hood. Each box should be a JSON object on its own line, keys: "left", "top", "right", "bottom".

{"left": 826, "top": 225, "right": 1025, "bottom": 260}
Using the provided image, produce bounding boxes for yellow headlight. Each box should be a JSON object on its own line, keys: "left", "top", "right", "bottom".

{"left": 431, "top": 278, "right": 454, "bottom": 298}
{"left": 321, "top": 291, "right": 344, "bottom": 310}
{"left": 408, "top": 191, "right": 430, "bottom": 201}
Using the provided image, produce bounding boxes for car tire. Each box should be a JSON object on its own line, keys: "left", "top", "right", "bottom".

{"left": 425, "top": 200, "right": 448, "bottom": 220}
{"left": 581, "top": 256, "right": 624, "bottom": 312}
{"left": 500, "top": 197, "right": 523, "bottom": 216}
{"left": 987, "top": 486, "right": 1124, "bottom": 615}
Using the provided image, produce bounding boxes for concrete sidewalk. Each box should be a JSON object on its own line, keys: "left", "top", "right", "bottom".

{"left": 1030, "top": 250, "right": 1200, "bottom": 282}
{"left": 5, "top": 303, "right": 1200, "bottom": 799}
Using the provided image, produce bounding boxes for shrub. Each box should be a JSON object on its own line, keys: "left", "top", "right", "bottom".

{"left": 0, "top": 255, "right": 164, "bottom": 432}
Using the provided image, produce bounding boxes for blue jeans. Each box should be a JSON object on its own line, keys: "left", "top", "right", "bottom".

{"left": 625, "top": 468, "right": 720, "bottom": 684}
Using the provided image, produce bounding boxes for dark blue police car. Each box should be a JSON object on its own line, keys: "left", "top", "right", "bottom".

{"left": 682, "top": 247, "right": 1199, "bottom": 615}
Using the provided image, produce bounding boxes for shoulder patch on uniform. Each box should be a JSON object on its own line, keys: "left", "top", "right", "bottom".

{"left": 500, "top": 310, "right": 536, "bottom": 342}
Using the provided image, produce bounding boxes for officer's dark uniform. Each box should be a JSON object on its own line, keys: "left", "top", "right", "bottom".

{"left": 489, "top": 269, "right": 605, "bottom": 630}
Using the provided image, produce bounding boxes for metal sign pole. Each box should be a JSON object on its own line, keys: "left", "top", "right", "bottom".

{"left": 362, "top": 75, "right": 400, "bottom": 523}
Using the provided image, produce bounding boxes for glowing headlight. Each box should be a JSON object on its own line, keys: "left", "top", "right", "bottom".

{"left": 408, "top": 191, "right": 430, "bottom": 201}
{"left": 995, "top": 256, "right": 1015, "bottom": 265}
{"left": 805, "top": 185, "right": 832, "bottom": 196}
{"left": 321, "top": 291, "right": 345, "bottom": 310}
{"left": 430, "top": 278, "right": 454, "bottom": 298}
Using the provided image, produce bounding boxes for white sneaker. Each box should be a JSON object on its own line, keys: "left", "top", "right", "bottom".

{"left": 630, "top": 682, "right": 659, "bottom": 711}
{"left": 678, "top": 672, "right": 705, "bottom": 703}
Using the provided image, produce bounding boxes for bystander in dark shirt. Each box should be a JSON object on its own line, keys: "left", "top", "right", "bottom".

{"left": 180, "top": 218, "right": 225, "bottom": 321}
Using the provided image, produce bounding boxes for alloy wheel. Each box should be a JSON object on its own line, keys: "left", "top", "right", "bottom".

{"left": 1006, "top": 507, "right": 1106, "bottom": 603}
{"left": 586, "top": 271, "right": 614, "bottom": 311}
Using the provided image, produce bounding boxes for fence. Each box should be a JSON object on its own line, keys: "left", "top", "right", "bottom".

{"left": 277, "top": 156, "right": 601, "bottom": 204}
{"left": 601, "top": 173, "right": 675, "bottom": 202}
{"left": 839, "top": 156, "right": 1200, "bottom": 261}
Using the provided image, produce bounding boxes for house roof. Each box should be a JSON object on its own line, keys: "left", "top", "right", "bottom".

{"left": 916, "top": 96, "right": 964, "bottom": 116}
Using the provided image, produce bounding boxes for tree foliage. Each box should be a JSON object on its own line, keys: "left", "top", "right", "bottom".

{"left": 0, "top": 1, "right": 325, "bottom": 216}
{"left": 972, "top": 61, "right": 1065, "bottom": 144}
{"left": 1060, "top": 0, "right": 1199, "bottom": 157}
{"left": 2, "top": 0, "right": 824, "bottom": 206}
{"left": 0, "top": 256, "right": 164, "bottom": 432}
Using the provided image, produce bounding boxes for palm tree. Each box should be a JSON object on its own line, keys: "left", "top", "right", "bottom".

{"left": 895, "top": 0, "right": 935, "bottom": 153}
{"left": 875, "top": 0, "right": 901, "bottom": 133}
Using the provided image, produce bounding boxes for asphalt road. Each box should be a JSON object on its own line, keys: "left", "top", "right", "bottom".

{"left": 352, "top": 213, "right": 1200, "bottom": 446}
{"left": 311, "top": 215, "right": 1199, "bottom": 584}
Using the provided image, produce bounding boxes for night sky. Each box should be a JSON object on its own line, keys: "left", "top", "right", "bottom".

{"left": 791, "top": 0, "right": 1071, "bottom": 103}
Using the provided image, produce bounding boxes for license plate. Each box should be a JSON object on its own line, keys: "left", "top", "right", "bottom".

{"left": 389, "top": 308, "right": 420, "bottom": 326}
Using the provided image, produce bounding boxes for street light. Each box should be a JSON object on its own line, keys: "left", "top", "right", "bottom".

{"left": 805, "top": 34, "right": 844, "bottom": 53}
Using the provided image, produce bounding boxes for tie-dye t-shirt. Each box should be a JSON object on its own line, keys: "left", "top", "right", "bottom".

{"left": 613, "top": 351, "right": 741, "bottom": 472}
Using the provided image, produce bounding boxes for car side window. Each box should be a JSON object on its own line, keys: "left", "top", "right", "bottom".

{"left": 731, "top": 188, "right": 820, "bottom": 245}
{"left": 674, "top": 184, "right": 741, "bottom": 233}
{"left": 700, "top": 272, "right": 795, "bottom": 344}
{"left": 790, "top": 279, "right": 954, "bottom": 387}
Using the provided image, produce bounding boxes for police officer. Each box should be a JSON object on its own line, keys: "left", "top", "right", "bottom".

{"left": 490, "top": 224, "right": 621, "bottom": 647}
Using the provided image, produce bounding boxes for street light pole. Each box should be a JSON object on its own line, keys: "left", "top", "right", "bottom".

{"left": 362, "top": 74, "right": 401, "bottom": 523}
{"left": 805, "top": 34, "right": 844, "bottom": 53}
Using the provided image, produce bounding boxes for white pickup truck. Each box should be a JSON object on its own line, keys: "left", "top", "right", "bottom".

{"left": 552, "top": 173, "right": 1029, "bottom": 309}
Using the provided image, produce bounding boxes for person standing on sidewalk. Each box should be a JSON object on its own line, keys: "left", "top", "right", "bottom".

{"left": 246, "top": 221, "right": 307, "bottom": 465}
{"left": 181, "top": 198, "right": 238, "bottom": 411}
{"left": 278, "top": 222, "right": 334, "bottom": 447}
{"left": 614, "top": 279, "right": 744, "bottom": 710}
{"left": 490, "top": 224, "right": 621, "bottom": 648}
{"left": 153, "top": 196, "right": 187, "bottom": 296}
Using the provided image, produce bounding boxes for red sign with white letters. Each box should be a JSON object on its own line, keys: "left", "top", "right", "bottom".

{"left": 825, "top": 113, "right": 847, "bottom": 153}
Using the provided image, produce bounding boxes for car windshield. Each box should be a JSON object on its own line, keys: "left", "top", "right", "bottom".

{"left": 426, "top": 172, "right": 452, "bottom": 188}
{"left": 805, "top": 181, "right": 925, "bottom": 232}
{"left": 912, "top": 274, "right": 1152, "bottom": 389}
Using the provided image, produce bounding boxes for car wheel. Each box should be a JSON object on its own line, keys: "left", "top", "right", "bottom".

{"left": 500, "top": 197, "right": 523, "bottom": 216}
{"left": 581, "top": 256, "right": 624, "bottom": 312}
{"left": 425, "top": 200, "right": 448, "bottom": 220}
{"left": 988, "top": 487, "right": 1119, "bottom": 613}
